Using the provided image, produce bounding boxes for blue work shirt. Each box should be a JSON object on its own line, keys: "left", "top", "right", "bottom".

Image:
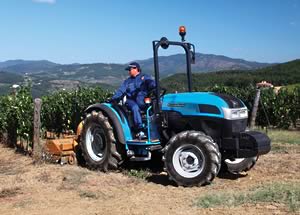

{"left": 112, "top": 73, "right": 156, "bottom": 101}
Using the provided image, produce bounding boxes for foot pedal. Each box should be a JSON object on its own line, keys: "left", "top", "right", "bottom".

{"left": 126, "top": 150, "right": 135, "bottom": 158}
{"left": 148, "top": 145, "right": 162, "bottom": 151}
{"left": 136, "top": 131, "right": 147, "bottom": 140}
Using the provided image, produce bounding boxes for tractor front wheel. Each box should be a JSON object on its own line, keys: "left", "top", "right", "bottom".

{"left": 163, "top": 131, "right": 221, "bottom": 186}
{"left": 80, "top": 111, "right": 122, "bottom": 171}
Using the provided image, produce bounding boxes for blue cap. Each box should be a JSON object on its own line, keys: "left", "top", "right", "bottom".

{"left": 125, "top": 62, "right": 141, "bottom": 71}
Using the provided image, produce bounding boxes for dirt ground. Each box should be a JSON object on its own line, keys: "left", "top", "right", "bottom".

{"left": 0, "top": 143, "right": 299, "bottom": 215}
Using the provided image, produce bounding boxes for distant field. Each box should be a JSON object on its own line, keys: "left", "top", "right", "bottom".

{"left": 0, "top": 83, "right": 10, "bottom": 87}
{"left": 265, "top": 129, "right": 300, "bottom": 145}
{"left": 0, "top": 84, "right": 11, "bottom": 95}
{"left": 256, "top": 129, "right": 300, "bottom": 154}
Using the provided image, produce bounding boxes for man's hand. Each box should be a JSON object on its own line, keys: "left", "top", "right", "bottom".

{"left": 105, "top": 98, "right": 112, "bottom": 103}
{"left": 106, "top": 98, "right": 118, "bottom": 105}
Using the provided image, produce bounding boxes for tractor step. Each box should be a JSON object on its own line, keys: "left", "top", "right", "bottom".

{"left": 126, "top": 139, "right": 160, "bottom": 145}
{"left": 148, "top": 145, "right": 163, "bottom": 151}
{"left": 127, "top": 139, "right": 159, "bottom": 142}
{"left": 129, "top": 151, "right": 152, "bottom": 161}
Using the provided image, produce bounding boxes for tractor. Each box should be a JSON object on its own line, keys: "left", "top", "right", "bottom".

{"left": 78, "top": 26, "right": 271, "bottom": 186}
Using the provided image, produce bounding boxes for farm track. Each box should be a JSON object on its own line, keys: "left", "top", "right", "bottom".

{"left": 0, "top": 143, "right": 299, "bottom": 215}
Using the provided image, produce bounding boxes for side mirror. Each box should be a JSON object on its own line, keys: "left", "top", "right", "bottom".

{"left": 188, "top": 43, "right": 196, "bottom": 64}
{"left": 160, "top": 37, "right": 169, "bottom": 49}
{"left": 191, "top": 51, "right": 195, "bottom": 64}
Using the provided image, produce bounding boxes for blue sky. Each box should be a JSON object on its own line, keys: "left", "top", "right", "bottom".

{"left": 0, "top": 0, "right": 299, "bottom": 64}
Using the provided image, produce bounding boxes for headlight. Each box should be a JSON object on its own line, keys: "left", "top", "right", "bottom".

{"left": 222, "top": 107, "right": 248, "bottom": 120}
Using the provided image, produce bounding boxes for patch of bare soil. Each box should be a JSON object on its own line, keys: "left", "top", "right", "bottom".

{"left": 0, "top": 144, "right": 299, "bottom": 215}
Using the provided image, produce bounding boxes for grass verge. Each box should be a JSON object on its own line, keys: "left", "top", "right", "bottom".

{"left": 195, "top": 182, "right": 300, "bottom": 212}
{"left": 266, "top": 130, "right": 300, "bottom": 145}
{"left": 255, "top": 129, "right": 300, "bottom": 153}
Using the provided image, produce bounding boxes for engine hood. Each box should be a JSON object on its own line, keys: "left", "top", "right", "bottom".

{"left": 162, "top": 92, "right": 246, "bottom": 119}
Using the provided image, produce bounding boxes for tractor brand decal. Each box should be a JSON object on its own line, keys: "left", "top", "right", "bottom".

{"left": 167, "top": 103, "right": 186, "bottom": 107}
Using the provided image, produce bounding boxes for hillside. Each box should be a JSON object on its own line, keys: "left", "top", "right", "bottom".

{"left": 162, "top": 59, "right": 300, "bottom": 92}
{"left": 31, "top": 63, "right": 127, "bottom": 86}
{"left": 0, "top": 71, "right": 24, "bottom": 95}
{"left": 0, "top": 71, "right": 24, "bottom": 83}
{"left": 0, "top": 60, "right": 58, "bottom": 73}
{"left": 1, "top": 53, "right": 272, "bottom": 85}
{"left": 0, "top": 54, "right": 280, "bottom": 97}
{"left": 0, "top": 69, "right": 114, "bottom": 98}
{"left": 138, "top": 53, "right": 271, "bottom": 76}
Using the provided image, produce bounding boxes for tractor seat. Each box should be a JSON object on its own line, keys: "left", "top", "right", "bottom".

{"left": 123, "top": 104, "right": 147, "bottom": 115}
{"left": 115, "top": 104, "right": 146, "bottom": 121}
{"left": 120, "top": 96, "right": 148, "bottom": 115}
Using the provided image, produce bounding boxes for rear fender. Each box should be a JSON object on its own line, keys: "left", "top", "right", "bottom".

{"left": 85, "top": 103, "right": 132, "bottom": 144}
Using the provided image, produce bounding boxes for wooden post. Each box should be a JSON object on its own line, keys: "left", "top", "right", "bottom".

{"left": 250, "top": 89, "right": 261, "bottom": 129}
{"left": 33, "top": 98, "right": 42, "bottom": 158}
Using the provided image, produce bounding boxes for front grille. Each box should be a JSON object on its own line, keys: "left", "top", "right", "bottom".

{"left": 232, "top": 119, "right": 247, "bottom": 133}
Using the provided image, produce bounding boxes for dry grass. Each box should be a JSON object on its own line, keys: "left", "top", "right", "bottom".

{"left": 0, "top": 146, "right": 27, "bottom": 176}
{"left": 78, "top": 190, "right": 98, "bottom": 199}
{"left": 0, "top": 130, "right": 299, "bottom": 215}
{"left": 0, "top": 163, "right": 25, "bottom": 176}
{"left": 260, "top": 129, "right": 300, "bottom": 145}
{"left": 0, "top": 187, "right": 21, "bottom": 198}
{"left": 256, "top": 129, "right": 300, "bottom": 153}
{"left": 58, "top": 169, "right": 89, "bottom": 191}
{"left": 37, "top": 171, "right": 51, "bottom": 183}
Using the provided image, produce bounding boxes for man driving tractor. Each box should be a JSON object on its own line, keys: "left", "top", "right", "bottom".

{"left": 111, "top": 62, "right": 156, "bottom": 139}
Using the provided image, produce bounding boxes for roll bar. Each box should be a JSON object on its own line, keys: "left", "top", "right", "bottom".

{"left": 152, "top": 29, "right": 195, "bottom": 113}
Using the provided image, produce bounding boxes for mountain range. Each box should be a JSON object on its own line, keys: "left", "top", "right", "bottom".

{"left": 0, "top": 60, "right": 58, "bottom": 73}
{"left": 138, "top": 53, "right": 271, "bottom": 76}
{"left": 0, "top": 53, "right": 271, "bottom": 76}
{"left": 0, "top": 53, "right": 275, "bottom": 97}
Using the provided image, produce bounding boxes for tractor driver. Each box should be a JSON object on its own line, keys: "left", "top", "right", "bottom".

{"left": 110, "top": 62, "right": 156, "bottom": 139}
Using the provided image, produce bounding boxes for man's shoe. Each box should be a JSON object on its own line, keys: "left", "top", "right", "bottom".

{"left": 136, "top": 131, "right": 147, "bottom": 140}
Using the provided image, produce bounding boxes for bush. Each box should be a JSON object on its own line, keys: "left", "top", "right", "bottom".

{"left": 0, "top": 84, "right": 299, "bottom": 148}
{"left": 257, "top": 87, "right": 300, "bottom": 129}
{"left": 0, "top": 86, "right": 33, "bottom": 145}
{"left": 41, "top": 87, "right": 112, "bottom": 133}
{"left": 0, "top": 86, "right": 112, "bottom": 147}
{"left": 208, "top": 85, "right": 300, "bottom": 129}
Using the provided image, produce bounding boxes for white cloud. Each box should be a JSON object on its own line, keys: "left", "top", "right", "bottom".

{"left": 32, "top": 0, "right": 56, "bottom": 4}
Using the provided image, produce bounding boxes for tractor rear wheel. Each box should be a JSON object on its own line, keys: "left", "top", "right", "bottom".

{"left": 80, "top": 111, "right": 123, "bottom": 171}
{"left": 223, "top": 157, "right": 258, "bottom": 174}
{"left": 163, "top": 131, "right": 221, "bottom": 186}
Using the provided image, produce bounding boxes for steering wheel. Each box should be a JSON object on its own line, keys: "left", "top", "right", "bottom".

{"left": 148, "top": 87, "right": 167, "bottom": 100}
{"left": 160, "top": 87, "right": 167, "bottom": 98}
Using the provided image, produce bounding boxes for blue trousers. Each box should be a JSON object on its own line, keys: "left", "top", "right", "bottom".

{"left": 126, "top": 97, "right": 146, "bottom": 130}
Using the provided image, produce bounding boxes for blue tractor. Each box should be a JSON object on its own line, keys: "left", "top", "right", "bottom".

{"left": 79, "top": 26, "right": 271, "bottom": 186}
